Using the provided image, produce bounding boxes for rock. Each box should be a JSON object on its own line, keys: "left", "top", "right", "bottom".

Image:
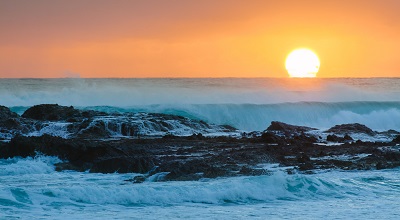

{"left": 22, "top": 104, "right": 81, "bottom": 121}
{"left": 327, "top": 134, "right": 353, "bottom": 142}
{"left": 77, "top": 121, "right": 111, "bottom": 139}
{"left": 203, "top": 166, "right": 227, "bottom": 178}
{"left": 298, "top": 162, "right": 314, "bottom": 171}
{"left": 125, "top": 175, "right": 147, "bottom": 184}
{"left": 266, "top": 121, "right": 316, "bottom": 136}
{"left": 22, "top": 104, "right": 105, "bottom": 122}
{"left": 90, "top": 156, "right": 155, "bottom": 173}
{"left": 326, "top": 123, "right": 375, "bottom": 136}
{"left": 392, "top": 135, "right": 400, "bottom": 143}
{"left": 0, "top": 106, "right": 19, "bottom": 121}
{"left": 239, "top": 166, "right": 266, "bottom": 176}
{"left": 261, "top": 132, "right": 282, "bottom": 143}
{"left": 297, "top": 153, "right": 310, "bottom": 163}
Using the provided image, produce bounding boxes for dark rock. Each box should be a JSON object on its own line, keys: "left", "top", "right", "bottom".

{"left": 326, "top": 123, "right": 375, "bottom": 136}
{"left": 187, "top": 133, "right": 204, "bottom": 140}
{"left": 203, "top": 166, "right": 227, "bottom": 178}
{"left": 392, "top": 135, "right": 400, "bottom": 143}
{"left": 327, "top": 134, "right": 339, "bottom": 142}
{"left": 77, "top": 121, "right": 111, "bottom": 139}
{"left": 261, "top": 132, "right": 282, "bottom": 143}
{"left": 239, "top": 166, "right": 266, "bottom": 176}
{"left": 22, "top": 104, "right": 81, "bottom": 121}
{"left": 22, "top": 104, "right": 106, "bottom": 122}
{"left": 0, "top": 106, "right": 19, "bottom": 121}
{"left": 327, "top": 134, "right": 353, "bottom": 142}
{"left": 266, "top": 121, "right": 316, "bottom": 136}
{"left": 297, "top": 153, "right": 310, "bottom": 163}
{"left": 125, "top": 175, "right": 147, "bottom": 184}
{"left": 298, "top": 162, "right": 314, "bottom": 171}
{"left": 90, "top": 156, "right": 155, "bottom": 173}
{"left": 292, "top": 134, "right": 318, "bottom": 143}
{"left": 344, "top": 134, "right": 353, "bottom": 141}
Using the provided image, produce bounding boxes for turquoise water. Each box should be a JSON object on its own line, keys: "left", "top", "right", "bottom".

{"left": 0, "top": 156, "right": 400, "bottom": 219}
{"left": 2, "top": 78, "right": 400, "bottom": 131}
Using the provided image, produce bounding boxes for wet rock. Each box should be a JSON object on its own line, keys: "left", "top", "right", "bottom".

{"left": 239, "top": 166, "right": 266, "bottom": 176}
{"left": 77, "top": 121, "right": 111, "bottom": 139}
{"left": 392, "top": 135, "right": 400, "bottom": 143}
{"left": 266, "top": 121, "right": 316, "bottom": 136}
{"left": 297, "top": 153, "right": 310, "bottom": 163}
{"left": 0, "top": 106, "right": 19, "bottom": 120}
{"left": 125, "top": 175, "right": 147, "bottom": 184}
{"left": 203, "top": 166, "right": 227, "bottom": 178}
{"left": 326, "top": 123, "right": 375, "bottom": 136}
{"left": 187, "top": 133, "right": 204, "bottom": 140}
{"left": 90, "top": 156, "right": 155, "bottom": 173}
{"left": 327, "top": 134, "right": 353, "bottom": 142}
{"left": 22, "top": 104, "right": 106, "bottom": 122}
{"left": 298, "top": 162, "right": 314, "bottom": 171}
{"left": 22, "top": 104, "right": 81, "bottom": 121}
{"left": 261, "top": 132, "right": 282, "bottom": 143}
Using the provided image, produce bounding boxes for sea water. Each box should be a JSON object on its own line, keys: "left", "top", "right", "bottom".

{"left": 2, "top": 78, "right": 400, "bottom": 131}
{"left": 1, "top": 156, "right": 400, "bottom": 219}
{"left": 1, "top": 78, "right": 400, "bottom": 219}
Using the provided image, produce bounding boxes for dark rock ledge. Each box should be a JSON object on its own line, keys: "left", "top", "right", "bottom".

{"left": 0, "top": 104, "right": 400, "bottom": 182}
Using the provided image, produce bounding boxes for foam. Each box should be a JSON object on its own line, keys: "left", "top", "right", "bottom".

{"left": 1, "top": 156, "right": 400, "bottom": 219}
{"left": 3, "top": 78, "right": 400, "bottom": 132}
{"left": 28, "top": 122, "right": 72, "bottom": 138}
{"left": 83, "top": 102, "right": 400, "bottom": 132}
{"left": 0, "top": 156, "right": 61, "bottom": 176}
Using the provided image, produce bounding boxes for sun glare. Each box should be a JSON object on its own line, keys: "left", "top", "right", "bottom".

{"left": 285, "top": 49, "right": 320, "bottom": 78}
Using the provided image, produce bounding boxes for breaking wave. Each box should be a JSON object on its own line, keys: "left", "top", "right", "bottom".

{"left": 0, "top": 156, "right": 399, "bottom": 207}
{"left": 2, "top": 78, "right": 400, "bottom": 131}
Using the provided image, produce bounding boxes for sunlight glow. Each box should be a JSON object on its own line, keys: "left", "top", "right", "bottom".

{"left": 285, "top": 49, "right": 320, "bottom": 78}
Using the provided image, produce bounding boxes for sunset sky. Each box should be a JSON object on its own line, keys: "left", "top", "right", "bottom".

{"left": 1, "top": 0, "right": 400, "bottom": 78}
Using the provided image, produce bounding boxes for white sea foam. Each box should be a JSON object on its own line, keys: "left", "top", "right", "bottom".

{"left": 28, "top": 122, "right": 72, "bottom": 138}
{"left": 1, "top": 156, "right": 400, "bottom": 219}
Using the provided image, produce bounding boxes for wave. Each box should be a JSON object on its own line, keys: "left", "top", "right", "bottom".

{"left": 3, "top": 78, "right": 400, "bottom": 131}
{"left": 77, "top": 101, "right": 400, "bottom": 131}
{"left": 9, "top": 101, "right": 400, "bottom": 132}
{"left": 1, "top": 156, "right": 400, "bottom": 207}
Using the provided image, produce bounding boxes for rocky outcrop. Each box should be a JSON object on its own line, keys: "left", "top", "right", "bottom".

{"left": 266, "top": 121, "right": 316, "bottom": 136}
{"left": 2, "top": 135, "right": 156, "bottom": 174}
{"left": 392, "top": 135, "right": 400, "bottom": 143}
{"left": 1, "top": 105, "right": 400, "bottom": 181}
{"left": 0, "top": 106, "right": 19, "bottom": 120}
{"left": 0, "top": 104, "right": 239, "bottom": 140}
{"left": 22, "top": 104, "right": 105, "bottom": 122}
{"left": 326, "top": 123, "right": 375, "bottom": 136}
{"left": 326, "top": 134, "right": 353, "bottom": 142}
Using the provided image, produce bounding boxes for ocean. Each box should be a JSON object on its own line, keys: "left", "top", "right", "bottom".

{"left": 1, "top": 78, "right": 400, "bottom": 219}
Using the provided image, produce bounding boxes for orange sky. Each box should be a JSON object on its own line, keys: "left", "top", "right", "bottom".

{"left": 1, "top": 0, "right": 400, "bottom": 78}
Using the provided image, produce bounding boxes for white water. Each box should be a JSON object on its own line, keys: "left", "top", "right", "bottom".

{"left": 1, "top": 156, "right": 400, "bottom": 219}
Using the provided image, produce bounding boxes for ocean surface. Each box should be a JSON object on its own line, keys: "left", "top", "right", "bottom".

{"left": 1, "top": 78, "right": 400, "bottom": 219}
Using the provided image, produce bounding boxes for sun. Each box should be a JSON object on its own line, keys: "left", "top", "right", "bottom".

{"left": 285, "top": 49, "right": 320, "bottom": 78}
